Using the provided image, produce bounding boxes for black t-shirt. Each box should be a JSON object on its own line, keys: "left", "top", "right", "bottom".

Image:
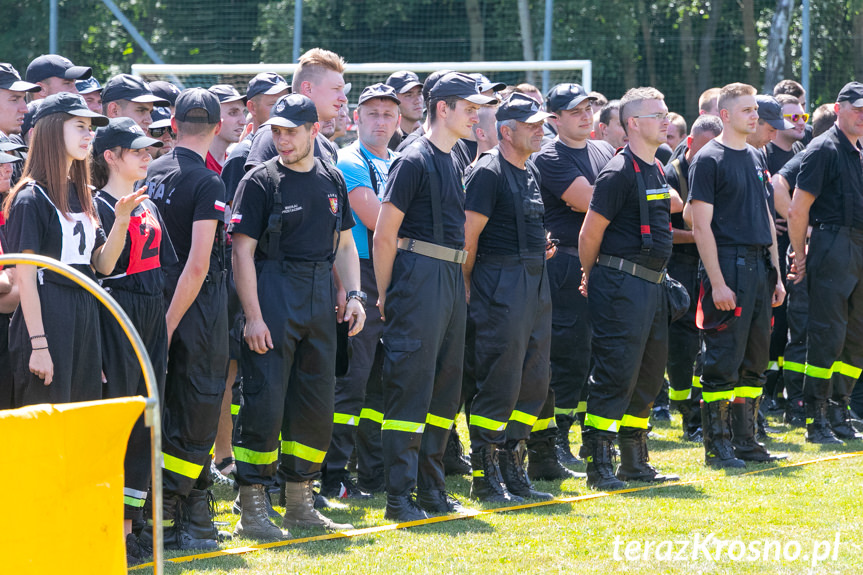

{"left": 383, "top": 137, "right": 465, "bottom": 249}
{"left": 146, "top": 147, "right": 227, "bottom": 280}
{"left": 6, "top": 182, "right": 107, "bottom": 284}
{"left": 796, "top": 124, "right": 863, "bottom": 229}
{"left": 397, "top": 126, "right": 473, "bottom": 175}
{"left": 94, "top": 193, "right": 177, "bottom": 295}
{"left": 464, "top": 150, "right": 546, "bottom": 256}
{"left": 221, "top": 135, "right": 252, "bottom": 205}
{"left": 688, "top": 139, "right": 774, "bottom": 247}
{"left": 664, "top": 152, "right": 699, "bottom": 257}
{"left": 765, "top": 141, "right": 805, "bottom": 176}
{"left": 655, "top": 143, "right": 673, "bottom": 165}
{"left": 229, "top": 158, "right": 354, "bottom": 262}
{"left": 388, "top": 127, "right": 407, "bottom": 152}
{"left": 778, "top": 151, "right": 805, "bottom": 196}
{"left": 245, "top": 129, "right": 338, "bottom": 170}
{"left": 590, "top": 151, "right": 673, "bottom": 271}
{"left": 534, "top": 139, "right": 614, "bottom": 247}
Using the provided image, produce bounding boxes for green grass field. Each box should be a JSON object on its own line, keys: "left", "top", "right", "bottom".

{"left": 135, "top": 414, "right": 863, "bottom": 575}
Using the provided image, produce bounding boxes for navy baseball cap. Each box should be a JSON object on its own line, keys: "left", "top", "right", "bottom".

{"left": 103, "top": 74, "right": 170, "bottom": 106}
{"left": 837, "top": 82, "right": 863, "bottom": 107}
{"left": 75, "top": 77, "right": 102, "bottom": 95}
{"left": 756, "top": 95, "right": 794, "bottom": 130}
{"left": 149, "top": 107, "right": 172, "bottom": 130}
{"left": 422, "top": 69, "right": 455, "bottom": 103}
{"left": 0, "top": 135, "right": 27, "bottom": 153}
{"left": 0, "top": 150, "right": 21, "bottom": 164}
{"left": 430, "top": 72, "right": 497, "bottom": 105}
{"left": 262, "top": 94, "right": 318, "bottom": 128}
{"left": 358, "top": 83, "right": 401, "bottom": 106}
{"left": 26, "top": 54, "right": 92, "bottom": 83}
{"left": 209, "top": 84, "right": 247, "bottom": 105}
{"left": 0, "top": 63, "right": 40, "bottom": 92}
{"left": 94, "top": 117, "right": 162, "bottom": 155}
{"left": 246, "top": 72, "right": 290, "bottom": 99}
{"left": 496, "top": 93, "right": 556, "bottom": 123}
{"left": 386, "top": 70, "right": 422, "bottom": 94}
{"left": 149, "top": 81, "right": 182, "bottom": 106}
{"left": 33, "top": 92, "right": 108, "bottom": 126}
{"left": 174, "top": 88, "right": 221, "bottom": 123}
{"left": 471, "top": 73, "right": 506, "bottom": 94}
{"left": 546, "top": 83, "right": 595, "bottom": 113}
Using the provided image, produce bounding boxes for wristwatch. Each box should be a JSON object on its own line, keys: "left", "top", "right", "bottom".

{"left": 346, "top": 290, "right": 368, "bottom": 305}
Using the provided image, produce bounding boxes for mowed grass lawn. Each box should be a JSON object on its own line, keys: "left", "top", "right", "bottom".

{"left": 139, "top": 414, "right": 863, "bottom": 575}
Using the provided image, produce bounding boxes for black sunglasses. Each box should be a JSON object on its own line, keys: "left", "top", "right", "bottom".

{"left": 149, "top": 126, "right": 174, "bottom": 138}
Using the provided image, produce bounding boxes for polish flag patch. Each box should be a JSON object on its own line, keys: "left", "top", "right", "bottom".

{"left": 230, "top": 214, "right": 242, "bottom": 224}
{"left": 214, "top": 200, "right": 226, "bottom": 212}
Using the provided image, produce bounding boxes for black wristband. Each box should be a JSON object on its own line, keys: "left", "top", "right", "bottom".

{"left": 30, "top": 334, "right": 46, "bottom": 341}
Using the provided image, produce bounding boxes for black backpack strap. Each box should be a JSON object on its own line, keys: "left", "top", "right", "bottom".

{"left": 486, "top": 148, "right": 531, "bottom": 258}
{"left": 623, "top": 146, "right": 653, "bottom": 255}
{"left": 316, "top": 157, "right": 348, "bottom": 262}
{"left": 356, "top": 144, "right": 381, "bottom": 260}
{"left": 417, "top": 137, "right": 444, "bottom": 244}
{"left": 670, "top": 158, "right": 689, "bottom": 203}
{"left": 263, "top": 157, "right": 283, "bottom": 261}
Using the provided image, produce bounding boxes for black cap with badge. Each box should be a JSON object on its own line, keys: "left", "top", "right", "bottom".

{"left": 0, "top": 63, "right": 40, "bottom": 92}
{"left": 358, "top": 83, "right": 401, "bottom": 106}
{"left": 149, "top": 107, "right": 172, "bottom": 130}
{"left": 837, "top": 82, "right": 863, "bottom": 107}
{"left": 103, "top": 74, "right": 170, "bottom": 106}
{"left": 430, "top": 72, "right": 497, "bottom": 105}
{"left": 94, "top": 117, "right": 162, "bottom": 155}
{"left": 756, "top": 95, "right": 794, "bottom": 130}
{"left": 33, "top": 92, "right": 109, "bottom": 126}
{"left": 174, "top": 88, "right": 221, "bottom": 123}
{"left": 149, "top": 81, "right": 182, "bottom": 106}
{"left": 208, "top": 84, "right": 247, "bottom": 105}
{"left": 471, "top": 73, "right": 506, "bottom": 94}
{"left": 386, "top": 70, "right": 422, "bottom": 94}
{"left": 546, "top": 83, "right": 596, "bottom": 113}
{"left": 496, "top": 93, "right": 556, "bottom": 123}
{"left": 246, "top": 72, "right": 291, "bottom": 99}
{"left": 422, "top": 69, "right": 455, "bottom": 104}
{"left": 262, "top": 94, "right": 318, "bottom": 128}
{"left": 75, "top": 77, "right": 102, "bottom": 95}
{"left": 26, "top": 54, "right": 92, "bottom": 83}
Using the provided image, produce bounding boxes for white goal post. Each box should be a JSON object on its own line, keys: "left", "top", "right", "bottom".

{"left": 131, "top": 60, "right": 592, "bottom": 96}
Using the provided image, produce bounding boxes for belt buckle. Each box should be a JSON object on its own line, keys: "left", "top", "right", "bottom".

{"left": 407, "top": 239, "right": 417, "bottom": 252}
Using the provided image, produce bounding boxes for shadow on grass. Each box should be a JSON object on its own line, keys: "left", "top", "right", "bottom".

{"left": 163, "top": 555, "right": 249, "bottom": 573}
{"left": 617, "top": 482, "right": 707, "bottom": 500}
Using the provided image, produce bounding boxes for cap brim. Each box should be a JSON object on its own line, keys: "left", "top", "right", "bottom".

{"left": 149, "top": 118, "right": 172, "bottom": 129}
{"left": 0, "top": 151, "right": 22, "bottom": 164}
{"left": 765, "top": 118, "right": 792, "bottom": 130}
{"left": 262, "top": 117, "right": 307, "bottom": 129}
{"left": 343, "top": 83, "right": 352, "bottom": 96}
{"left": 219, "top": 95, "right": 247, "bottom": 105}
{"left": 77, "top": 86, "right": 102, "bottom": 95}
{"left": 130, "top": 135, "right": 163, "bottom": 149}
{"left": 397, "top": 81, "right": 422, "bottom": 93}
{"left": 562, "top": 95, "right": 594, "bottom": 110}
{"left": 2, "top": 80, "right": 41, "bottom": 93}
{"left": 0, "top": 141, "right": 27, "bottom": 152}
{"left": 130, "top": 95, "right": 172, "bottom": 106}
{"left": 259, "top": 83, "right": 291, "bottom": 97}
{"left": 522, "top": 111, "right": 556, "bottom": 123}
{"left": 64, "top": 66, "right": 92, "bottom": 80}
{"left": 464, "top": 94, "right": 498, "bottom": 105}
{"left": 69, "top": 109, "right": 109, "bottom": 127}
{"left": 847, "top": 97, "right": 863, "bottom": 108}
{"left": 479, "top": 82, "right": 506, "bottom": 93}
{"left": 359, "top": 95, "right": 402, "bottom": 106}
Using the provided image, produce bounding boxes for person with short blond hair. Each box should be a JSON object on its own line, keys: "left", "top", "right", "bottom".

{"left": 699, "top": 87, "right": 721, "bottom": 115}
{"left": 666, "top": 112, "right": 687, "bottom": 151}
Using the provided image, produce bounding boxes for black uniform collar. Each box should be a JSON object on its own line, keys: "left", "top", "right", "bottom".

{"left": 173, "top": 146, "right": 207, "bottom": 164}
{"left": 831, "top": 123, "right": 863, "bottom": 155}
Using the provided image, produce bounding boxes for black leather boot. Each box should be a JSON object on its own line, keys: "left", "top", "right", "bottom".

{"left": 384, "top": 493, "right": 429, "bottom": 522}
{"left": 138, "top": 493, "right": 219, "bottom": 552}
{"left": 731, "top": 398, "right": 786, "bottom": 462}
{"left": 583, "top": 429, "right": 626, "bottom": 491}
{"left": 616, "top": 428, "right": 679, "bottom": 482}
{"left": 417, "top": 489, "right": 470, "bottom": 514}
{"left": 828, "top": 399, "right": 862, "bottom": 440}
{"left": 527, "top": 429, "right": 584, "bottom": 480}
{"left": 806, "top": 400, "right": 844, "bottom": 444}
{"left": 554, "top": 414, "right": 582, "bottom": 465}
{"left": 469, "top": 444, "right": 521, "bottom": 503}
{"left": 702, "top": 399, "right": 746, "bottom": 468}
{"left": 443, "top": 429, "right": 472, "bottom": 475}
{"left": 498, "top": 440, "right": 554, "bottom": 500}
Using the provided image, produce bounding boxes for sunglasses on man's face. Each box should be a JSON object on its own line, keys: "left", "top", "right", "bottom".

{"left": 149, "top": 127, "right": 174, "bottom": 138}
{"left": 783, "top": 113, "right": 809, "bottom": 123}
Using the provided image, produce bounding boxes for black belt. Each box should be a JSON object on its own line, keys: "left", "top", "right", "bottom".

{"left": 476, "top": 252, "right": 544, "bottom": 265}
{"left": 397, "top": 237, "right": 468, "bottom": 264}
{"left": 597, "top": 254, "right": 665, "bottom": 284}
{"left": 556, "top": 246, "right": 580, "bottom": 257}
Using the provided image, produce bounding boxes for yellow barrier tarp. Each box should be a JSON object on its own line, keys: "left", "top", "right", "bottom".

{"left": 0, "top": 397, "right": 146, "bottom": 574}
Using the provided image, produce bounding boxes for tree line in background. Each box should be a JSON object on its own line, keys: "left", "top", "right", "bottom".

{"left": 2, "top": 0, "right": 862, "bottom": 119}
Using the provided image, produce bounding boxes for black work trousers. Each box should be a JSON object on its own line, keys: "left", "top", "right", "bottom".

{"left": 783, "top": 245, "right": 808, "bottom": 407}
{"left": 0, "top": 312, "right": 12, "bottom": 409}
{"left": 698, "top": 246, "right": 772, "bottom": 403}
{"left": 584, "top": 265, "right": 668, "bottom": 432}
{"left": 381, "top": 251, "right": 465, "bottom": 497}
{"left": 666, "top": 251, "right": 702, "bottom": 404}
{"left": 100, "top": 288, "right": 168, "bottom": 520}
{"left": 234, "top": 260, "right": 337, "bottom": 487}
{"left": 161, "top": 275, "right": 229, "bottom": 497}
{"left": 468, "top": 254, "right": 551, "bottom": 449}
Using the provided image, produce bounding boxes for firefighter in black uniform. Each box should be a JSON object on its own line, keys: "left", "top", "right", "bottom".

{"left": 788, "top": 81, "right": 863, "bottom": 444}
{"left": 463, "top": 93, "right": 556, "bottom": 503}
{"left": 230, "top": 94, "right": 364, "bottom": 539}
{"left": 143, "top": 88, "right": 229, "bottom": 551}
{"left": 688, "top": 83, "right": 786, "bottom": 468}
{"left": 374, "top": 72, "right": 495, "bottom": 522}
{"left": 579, "top": 87, "right": 681, "bottom": 490}
{"left": 663, "top": 114, "right": 723, "bottom": 441}
{"left": 533, "top": 84, "right": 614, "bottom": 469}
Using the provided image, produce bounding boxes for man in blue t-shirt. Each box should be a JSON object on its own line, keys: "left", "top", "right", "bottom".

{"left": 322, "top": 84, "right": 401, "bottom": 498}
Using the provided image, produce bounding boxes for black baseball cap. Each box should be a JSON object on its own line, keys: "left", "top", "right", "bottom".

{"left": 429, "top": 72, "right": 497, "bottom": 105}
{"left": 94, "top": 117, "right": 162, "bottom": 155}
{"left": 149, "top": 81, "right": 182, "bottom": 106}
{"left": 546, "top": 83, "right": 595, "bottom": 113}
{"left": 149, "top": 107, "right": 172, "bottom": 130}
{"left": 496, "top": 93, "right": 556, "bottom": 123}
{"left": 174, "top": 88, "right": 221, "bottom": 124}
{"left": 358, "top": 83, "right": 401, "bottom": 106}
{"left": 696, "top": 302, "right": 741, "bottom": 333}
{"left": 756, "top": 95, "right": 794, "bottom": 130}
{"left": 246, "top": 72, "right": 291, "bottom": 99}
{"left": 471, "top": 73, "right": 506, "bottom": 94}
{"left": 75, "top": 77, "right": 102, "bottom": 95}
{"left": 0, "top": 63, "right": 40, "bottom": 92}
{"left": 209, "top": 84, "right": 247, "bottom": 105}
{"left": 33, "top": 92, "right": 108, "bottom": 126}
{"left": 0, "top": 150, "right": 21, "bottom": 164}
{"left": 837, "top": 82, "right": 863, "bottom": 107}
{"left": 26, "top": 54, "right": 92, "bottom": 83}
{"left": 262, "top": 94, "right": 318, "bottom": 128}
{"left": 422, "top": 69, "right": 455, "bottom": 103}
{"left": 386, "top": 70, "right": 422, "bottom": 94}
{"left": 103, "top": 74, "right": 170, "bottom": 106}
{"left": 22, "top": 100, "right": 42, "bottom": 134}
{"left": 0, "top": 135, "right": 27, "bottom": 153}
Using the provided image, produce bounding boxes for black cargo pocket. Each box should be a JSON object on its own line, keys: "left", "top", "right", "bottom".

{"left": 383, "top": 336, "right": 422, "bottom": 364}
